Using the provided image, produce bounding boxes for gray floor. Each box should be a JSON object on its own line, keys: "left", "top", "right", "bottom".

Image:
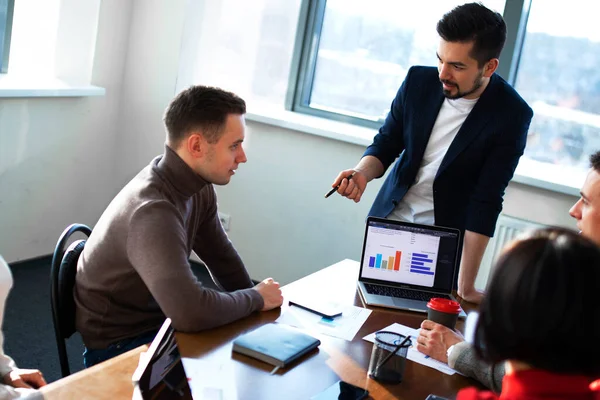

{"left": 4, "top": 257, "right": 218, "bottom": 383}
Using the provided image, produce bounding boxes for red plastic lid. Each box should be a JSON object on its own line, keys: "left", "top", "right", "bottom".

{"left": 427, "top": 298, "right": 461, "bottom": 314}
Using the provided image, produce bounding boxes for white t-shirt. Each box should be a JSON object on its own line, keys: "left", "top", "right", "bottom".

{"left": 387, "top": 96, "right": 478, "bottom": 224}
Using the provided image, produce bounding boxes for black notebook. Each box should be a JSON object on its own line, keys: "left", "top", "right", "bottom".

{"left": 232, "top": 323, "right": 320, "bottom": 369}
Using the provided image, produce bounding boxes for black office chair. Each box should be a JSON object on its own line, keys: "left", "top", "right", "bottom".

{"left": 50, "top": 223, "right": 92, "bottom": 377}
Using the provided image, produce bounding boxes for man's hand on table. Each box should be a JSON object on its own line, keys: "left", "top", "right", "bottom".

{"left": 416, "top": 320, "right": 465, "bottom": 364}
{"left": 254, "top": 278, "right": 283, "bottom": 311}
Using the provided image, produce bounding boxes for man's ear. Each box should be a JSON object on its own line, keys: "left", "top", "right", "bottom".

{"left": 186, "top": 133, "right": 206, "bottom": 158}
{"left": 483, "top": 58, "right": 499, "bottom": 77}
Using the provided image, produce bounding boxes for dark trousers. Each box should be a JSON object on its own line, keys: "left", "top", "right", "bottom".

{"left": 83, "top": 329, "right": 159, "bottom": 368}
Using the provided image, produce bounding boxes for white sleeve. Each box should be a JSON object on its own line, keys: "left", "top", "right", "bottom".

{"left": 0, "top": 257, "right": 16, "bottom": 378}
{"left": 0, "top": 384, "right": 39, "bottom": 400}
{"left": 0, "top": 331, "right": 16, "bottom": 377}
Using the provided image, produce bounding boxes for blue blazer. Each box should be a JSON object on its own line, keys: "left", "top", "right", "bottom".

{"left": 365, "top": 66, "right": 533, "bottom": 237}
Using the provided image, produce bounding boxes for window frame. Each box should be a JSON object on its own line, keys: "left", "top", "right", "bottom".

{"left": 287, "top": 0, "right": 531, "bottom": 128}
{"left": 0, "top": 0, "right": 15, "bottom": 74}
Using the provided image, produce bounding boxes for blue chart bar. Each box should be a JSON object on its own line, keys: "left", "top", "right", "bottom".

{"left": 411, "top": 269, "right": 434, "bottom": 275}
{"left": 375, "top": 254, "right": 382, "bottom": 269}
{"left": 412, "top": 257, "right": 433, "bottom": 263}
{"left": 369, "top": 256, "right": 375, "bottom": 267}
{"left": 410, "top": 252, "right": 434, "bottom": 276}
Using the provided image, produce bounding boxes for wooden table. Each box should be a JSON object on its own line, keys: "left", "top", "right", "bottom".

{"left": 39, "top": 345, "right": 148, "bottom": 400}
{"left": 41, "top": 259, "right": 480, "bottom": 399}
{"left": 176, "top": 259, "right": 480, "bottom": 400}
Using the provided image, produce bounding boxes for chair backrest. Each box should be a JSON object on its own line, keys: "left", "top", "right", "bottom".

{"left": 50, "top": 223, "right": 92, "bottom": 377}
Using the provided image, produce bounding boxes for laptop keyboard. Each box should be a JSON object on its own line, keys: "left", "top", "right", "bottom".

{"left": 364, "top": 283, "right": 451, "bottom": 302}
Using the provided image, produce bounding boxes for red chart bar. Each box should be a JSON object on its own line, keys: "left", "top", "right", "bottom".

{"left": 394, "top": 251, "right": 401, "bottom": 270}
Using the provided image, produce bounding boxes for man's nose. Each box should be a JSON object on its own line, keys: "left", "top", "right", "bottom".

{"left": 439, "top": 64, "right": 451, "bottom": 81}
{"left": 569, "top": 200, "right": 581, "bottom": 218}
{"left": 237, "top": 147, "right": 247, "bottom": 163}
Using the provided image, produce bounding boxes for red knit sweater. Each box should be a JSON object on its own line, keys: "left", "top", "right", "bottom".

{"left": 458, "top": 369, "right": 600, "bottom": 400}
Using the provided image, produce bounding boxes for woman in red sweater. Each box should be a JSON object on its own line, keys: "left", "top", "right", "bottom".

{"left": 457, "top": 228, "right": 600, "bottom": 400}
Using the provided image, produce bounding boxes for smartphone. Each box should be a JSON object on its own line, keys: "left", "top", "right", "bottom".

{"left": 288, "top": 299, "right": 343, "bottom": 318}
{"left": 310, "top": 380, "right": 369, "bottom": 400}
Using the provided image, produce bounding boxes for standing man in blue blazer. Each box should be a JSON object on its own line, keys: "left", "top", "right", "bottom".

{"left": 331, "top": 3, "right": 533, "bottom": 303}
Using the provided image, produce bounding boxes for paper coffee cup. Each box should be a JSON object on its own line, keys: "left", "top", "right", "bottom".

{"left": 426, "top": 298, "right": 461, "bottom": 329}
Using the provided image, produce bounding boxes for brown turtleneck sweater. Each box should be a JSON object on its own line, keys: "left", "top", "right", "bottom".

{"left": 74, "top": 145, "right": 263, "bottom": 349}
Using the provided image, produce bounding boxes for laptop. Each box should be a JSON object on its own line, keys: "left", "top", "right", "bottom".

{"left": 357, "top": 216, "right": 466, "bottom": 317}
{"left": 132, "top": 318, "right": 193, "bottom": 400}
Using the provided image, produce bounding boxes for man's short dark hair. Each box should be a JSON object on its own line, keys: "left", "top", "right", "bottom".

{"left": 436, "top": 2, "right": 506, "bottom": 67}
{"left": 473, "top": 228, "right": 600, "bottom": 376}
{"left": 164, "top": 86, "right": 246, "bottom": 144}
{"left": 590, "top": 151, "right": 600, "bottom": 172}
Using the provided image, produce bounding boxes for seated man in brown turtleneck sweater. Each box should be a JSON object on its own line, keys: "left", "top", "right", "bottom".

{"left": 74, "top": 86, "right": 283, "bottom": 367}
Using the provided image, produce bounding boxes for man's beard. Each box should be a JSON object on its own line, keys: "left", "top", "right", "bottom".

{"left": 441, "top": 70, "right": 484, "bottom": 99}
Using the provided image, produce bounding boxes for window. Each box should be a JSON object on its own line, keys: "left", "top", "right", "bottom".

{"left": 176, "top": 0, "right": 302, "bottom": 108}
{"left": 290, "top": 0, "right": 506, "bottom": 128}
{"left": 0, "top": 0, "right": 106, "bottom": 97}
{"left": 513, "top": 0, "right": 600, "bottom": 187}
{"left": 0, "top": 0, "right": 14, "bottom": 73}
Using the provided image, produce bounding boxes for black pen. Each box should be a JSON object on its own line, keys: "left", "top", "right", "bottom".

{"left": 325, "top": 172, "right": 355, "bottom": 198}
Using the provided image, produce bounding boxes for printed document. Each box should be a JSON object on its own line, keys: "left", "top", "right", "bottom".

{"left": 363, "top": 322, "right": 459, "bottom": 375}
{"left": 277, "top": 303, "right": 372, "bottom": 341}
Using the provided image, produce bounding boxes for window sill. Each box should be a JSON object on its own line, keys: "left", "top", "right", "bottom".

{"left": 246, "top": 104, "right": 374, "bottom": 147}
{"left": 246, "top": 105, "right": 582, "bottom": 197}
{"left": 512, "top": 158, "right": 582, "bottom": 197}
{"left": 0, "top": 75, "right": 105, "bottom": 98}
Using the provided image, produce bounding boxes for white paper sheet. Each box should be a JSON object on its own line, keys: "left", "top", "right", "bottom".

{"left": 276, "top": 303, "right": 372, "bottom": 341}
{"left": 363, "top": 322, "right": 458, "bottom": 375}
{"left": 181, "top": 358, "right": 238, "bottom": 400}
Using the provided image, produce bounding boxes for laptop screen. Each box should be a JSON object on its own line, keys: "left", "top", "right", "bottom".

{"left": 132, "top": 318, "right": 193, "bottom": 400}
{"left": 359, "top": 217, "right": 461, "bottom": 292}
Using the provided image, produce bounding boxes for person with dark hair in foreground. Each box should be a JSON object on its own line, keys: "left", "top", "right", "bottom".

{"left": 74, "top": 86, "right": 283, "bottom": 367}
{"left": 331, "top": 3, "right": 532, "bottom": 304}
{"left": 457, "top": 228, "right": 600, "bottom": 399}
{"left": 417, "top": 150, "right": 600, "bottom": 391}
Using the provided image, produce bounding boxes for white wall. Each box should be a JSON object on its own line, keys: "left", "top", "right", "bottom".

{"left": 216, "top": 122, "right": 386, "bottom": 284}
{"left": 504, "top": 182, "right": 578, "bottom": 228}
{"left": 0, "top": 0, "right": 133, "bottom": 262}
{"left": 113, "top": 0, "right": 187, "bottom": 187}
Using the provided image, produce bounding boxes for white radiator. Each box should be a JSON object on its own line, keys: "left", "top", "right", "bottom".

{"left": 474, "top": 214, "right": 548, "bottom": 291}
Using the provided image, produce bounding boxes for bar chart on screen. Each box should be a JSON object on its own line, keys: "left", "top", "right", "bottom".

{"left": 362, "top": 227, "right": 441, "bottom": 287}
{"left": 367, "top": 252, "right": 434, "bottom": 275}
{"left": 367, "top": 251, "right": 402, "bottom": 271}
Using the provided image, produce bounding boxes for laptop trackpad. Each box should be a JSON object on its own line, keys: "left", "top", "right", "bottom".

{"left": 392, "top": 297, "right": 427, "bottom": 311}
